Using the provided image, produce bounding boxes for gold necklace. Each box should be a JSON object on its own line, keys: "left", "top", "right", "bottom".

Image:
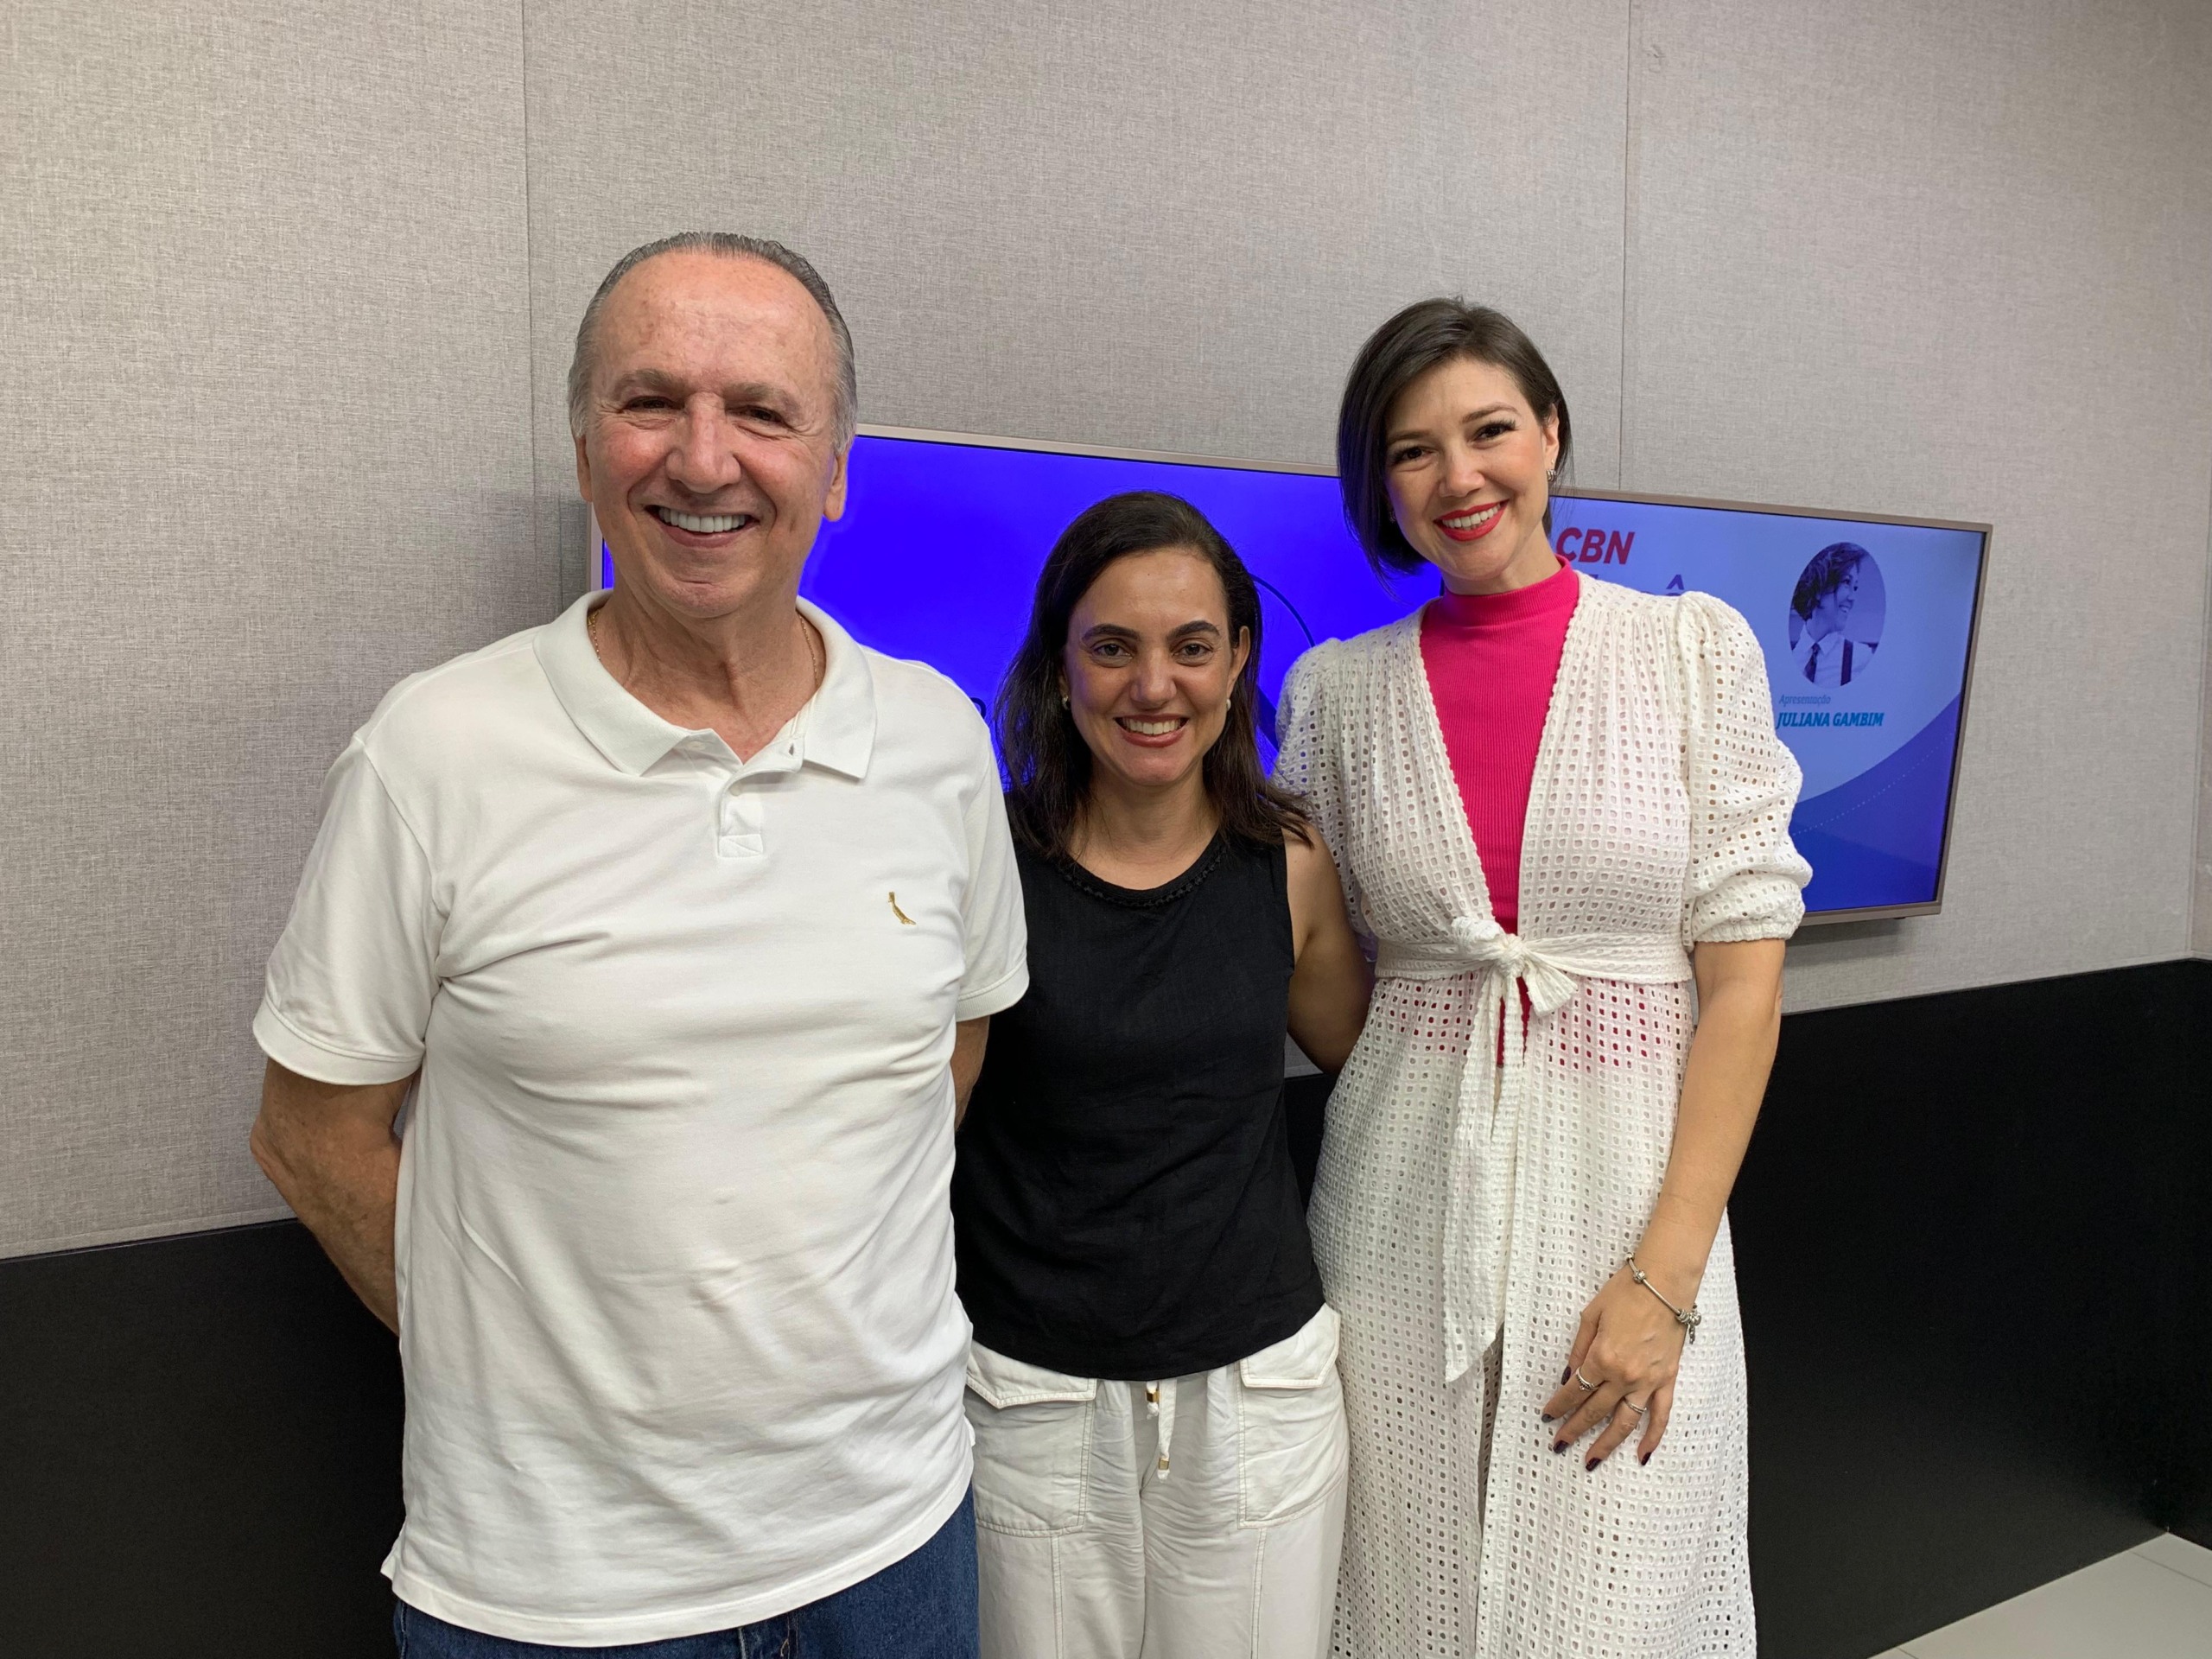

{"left": 801, "top": 615, "right": 824, "bottom": 690}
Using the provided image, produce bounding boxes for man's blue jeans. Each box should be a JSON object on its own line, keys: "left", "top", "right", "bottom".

{"left": 392, "top": 1491, "right": 978, "bottom": 1659}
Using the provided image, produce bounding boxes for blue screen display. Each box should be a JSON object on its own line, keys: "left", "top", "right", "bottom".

{"left": 608, "top": 431, "right": 1986, "bottom": 918}
{"left": 1545, "top": 495, "right": 1984, "bottom": 918}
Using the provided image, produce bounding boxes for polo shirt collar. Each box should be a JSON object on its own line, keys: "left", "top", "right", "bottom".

{"left": 537, "top": 591, "right": 877, "bottom": 779}
{"left": 793, "top": 599, "right": 875, "bottom": 779}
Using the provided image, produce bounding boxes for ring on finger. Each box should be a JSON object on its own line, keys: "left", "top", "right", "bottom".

{"left": 1619, "top": 1396, "right": 1650, "bottom": 1417}
{"left": 1573, "top": 1368, "right": 1599, "bottom": 1392}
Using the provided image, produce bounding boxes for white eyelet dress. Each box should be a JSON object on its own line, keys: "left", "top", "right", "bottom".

{"left": 1271, "top": 576, "right": 1810, "bottom": 1659}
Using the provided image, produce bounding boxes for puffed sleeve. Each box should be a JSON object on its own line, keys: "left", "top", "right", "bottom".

{"left": 253, "top": 734, "right": 443, "bottom": 1084}
{"left": 1273, "top": 640, "right": 1371, "bottom": 933}
{"left": 1272, "top": 643, "right": 1346, "bottom": 855}
{"left": 1675, "top": 594, "right": 1812, "bottom": 944}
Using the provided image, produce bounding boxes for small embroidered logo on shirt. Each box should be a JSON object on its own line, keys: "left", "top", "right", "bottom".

{"left": 888, "top": 892, "right": 916, "bottom": 925}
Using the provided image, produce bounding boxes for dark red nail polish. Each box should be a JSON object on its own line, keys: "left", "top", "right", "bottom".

{"left": 1586, "top": 1457, "right": 1599, "bottom": 1471}
{"left": 1639, "top": 1451, "right": 1651, "bottom": 1465}
{"left": 1553, "top": 1440, "right": 1567, "bottom": 1454}
{"left": 1561, "top": 1367, "right": 1572, "bottom": 1384}
{"left": 1540, "top": 1411, "right": 1556, "bottom": 1423}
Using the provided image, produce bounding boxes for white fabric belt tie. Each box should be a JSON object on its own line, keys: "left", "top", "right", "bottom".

{"left": 1145, "top": 1377, "right": 1179, "bottom": 1479}
{"left": 1376, "top": 918, "right": 1693, "bottom": 1384}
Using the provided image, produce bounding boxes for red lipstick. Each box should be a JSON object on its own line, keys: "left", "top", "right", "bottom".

{"left": 1434, "top": 501, "right": 1506, "bottom": 543}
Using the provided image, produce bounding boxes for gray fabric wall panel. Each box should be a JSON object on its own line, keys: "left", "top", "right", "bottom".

{"left": 0, "top": 2, "right": 537, "bottom": 1258}
{"left": 2198, "top": 559, "right": 2212, "bottom": 957}
{"left": 1620, "top": 0, "right": 2212, "bottom": 1010}
{"left": 7, "top": 0, "right": 2211, "bottom": 1258}
{"left": 522, "top": 0, "right": 1633, "bottom": 602}
{"left": 2200, "top": 466, "right": 2212, "bottom": 959}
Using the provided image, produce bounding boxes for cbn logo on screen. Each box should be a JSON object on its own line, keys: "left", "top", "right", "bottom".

{"left": 1554, "top": 527, "right": 1634, "bottom": 564}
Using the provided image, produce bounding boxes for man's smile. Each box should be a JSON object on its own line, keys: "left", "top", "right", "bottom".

{"left": 650, "top": 506, "right": 755, "bottom": 534}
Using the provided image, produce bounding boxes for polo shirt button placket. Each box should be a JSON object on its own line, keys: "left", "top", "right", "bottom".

{"left": 715, "top": 739, "right": 802, "bottom": 861}
{"left": 718, "top": 771, "right": 764, "bottom": 860}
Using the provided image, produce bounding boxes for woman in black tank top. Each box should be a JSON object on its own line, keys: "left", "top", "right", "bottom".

{"left": 954, "top": 493, "right": 1370, "bottom": 1659}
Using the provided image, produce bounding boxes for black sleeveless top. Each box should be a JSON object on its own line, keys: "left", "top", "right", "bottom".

{"left": 952, "top": 832, "right": 1325, "bottom": 1380}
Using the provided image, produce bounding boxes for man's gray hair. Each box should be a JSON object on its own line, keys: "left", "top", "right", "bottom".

{"left": 566, "top": 232, "right": 858, "bottom": 445}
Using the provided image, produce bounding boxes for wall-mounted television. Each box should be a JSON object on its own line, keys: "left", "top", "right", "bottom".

{"left": 599, "top": 426, "right": 1990, "bottom": 923}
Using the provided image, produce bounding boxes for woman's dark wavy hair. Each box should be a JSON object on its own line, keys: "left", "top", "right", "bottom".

{"left": 1336, "top": 299, "right": 1573, "bottom": 576}
{"left": 997, "top": 491, "right": 1310, "bottom": 861}
{"left": 1791, "top": 542, "right": 1870, "bottom": 619}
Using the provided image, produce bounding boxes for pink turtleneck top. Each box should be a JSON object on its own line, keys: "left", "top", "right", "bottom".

{"left": 1418, "top": 558, "right": 1580, "bottom": 934}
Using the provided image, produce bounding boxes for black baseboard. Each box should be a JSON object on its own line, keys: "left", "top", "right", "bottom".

{"left": 4, "top": 959, "right": 2206, "bottom": 1658}
{"left": 0, "top": 1222, "right": 402, "bottom": 1658}
{"left": 1731, "top": 957, "right": 2210, "bottom": 1656}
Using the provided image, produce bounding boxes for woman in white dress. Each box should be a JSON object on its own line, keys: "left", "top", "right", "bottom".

{"left": 1273, "top": 300, "right": 1811, "bottom": 1658}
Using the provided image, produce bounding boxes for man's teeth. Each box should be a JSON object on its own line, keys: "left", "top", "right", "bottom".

{"left": 1121, "top": 719, "right": 1185, "bottom": 735}
{"left": 1443, "top": 505, "right": 1503, "bottom": 529}
{"left": 658, "top": 508, "right": 750, "bottom": 533}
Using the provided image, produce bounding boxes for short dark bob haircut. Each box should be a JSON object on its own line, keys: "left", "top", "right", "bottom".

{"left": 1336, "top": 299, "right": 1574, "bottom": 576}
{"left": 997, "top": 491, "right": 1311, "bottom": 861}
{"left": 1792, "top": 542, "right": 1871, "bottom": 619}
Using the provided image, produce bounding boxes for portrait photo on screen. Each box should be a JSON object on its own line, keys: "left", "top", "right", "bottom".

{"left": 1786, "top": 542, "right": 1888, "bottom": 689}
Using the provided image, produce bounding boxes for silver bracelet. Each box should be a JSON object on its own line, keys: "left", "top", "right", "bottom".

{"left": 1627, "top": 1255, "right": 1702, "bottom": 1343}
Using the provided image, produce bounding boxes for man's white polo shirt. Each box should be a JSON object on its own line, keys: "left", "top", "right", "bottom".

{"left": 253, "top": 592, "right": 1027, "bottom": 1644}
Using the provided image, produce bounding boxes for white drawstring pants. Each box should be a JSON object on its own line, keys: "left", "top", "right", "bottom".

{"left": 963, "top": 1306, "right": 1348, "bottom": 1659}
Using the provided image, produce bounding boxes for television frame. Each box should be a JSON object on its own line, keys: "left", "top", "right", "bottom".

{"left": 1546, "top": 482, "right": 1989, "bottom": 926}
{"left": 601, "top": 423, "right": 1995, "bottom": 926}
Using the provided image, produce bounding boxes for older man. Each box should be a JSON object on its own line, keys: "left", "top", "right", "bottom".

{"left": 250, "top": 233, "right": 1025, "bottom": 1656}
